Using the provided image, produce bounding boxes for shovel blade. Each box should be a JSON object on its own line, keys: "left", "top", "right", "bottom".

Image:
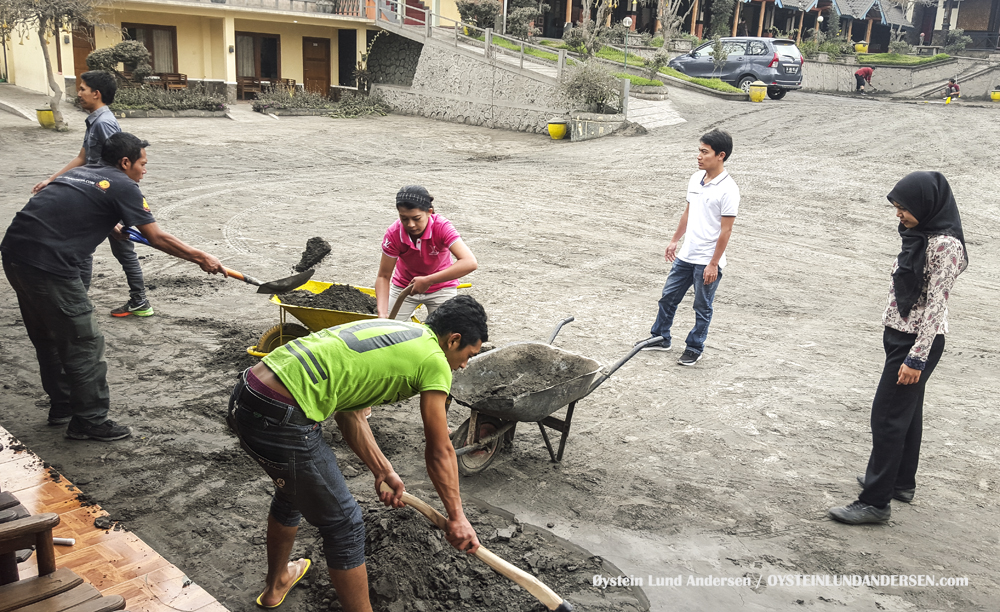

{"left": 257, "top": 269, "right": 316, "bottom": 294}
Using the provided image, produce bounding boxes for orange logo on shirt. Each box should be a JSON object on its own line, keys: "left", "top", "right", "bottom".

{"left": 97, "top": 180, "right": 110, "bottom": 191}
{"left": 142, "top": 198, "right": 150, "bottom": 211}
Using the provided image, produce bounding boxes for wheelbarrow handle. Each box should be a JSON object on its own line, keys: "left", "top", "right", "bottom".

{"left": 588, "top": 336, "right": 664, "bottom": 394}
{"left": 547, "top": 317, "right": 575, "bottom": 345}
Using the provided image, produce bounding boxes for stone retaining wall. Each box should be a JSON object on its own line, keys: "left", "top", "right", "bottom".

{"left": 569, "top": 111, "right": 626, "bottom": 141}
{"left": 801, "top": 58, "right": 981, "bottom": 93}
{"left": 372, "top": 42, "right": 570, "bottom": 134}
{"left": 368, "top": 32, "right": 423, "bottom": 87}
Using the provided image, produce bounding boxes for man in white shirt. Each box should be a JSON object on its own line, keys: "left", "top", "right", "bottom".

{"left": 641, "top": 129, "right": 740, "bottom": 366}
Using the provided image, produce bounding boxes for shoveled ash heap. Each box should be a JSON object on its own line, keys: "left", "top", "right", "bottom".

{"left": 279, "top": 284, "right": 378, "bottom": 314}
{"left": 360, "top": 498, "right": 644, "bottom": 612}
{"left": 294, "top": 237, "right": 332, "bottom": 272}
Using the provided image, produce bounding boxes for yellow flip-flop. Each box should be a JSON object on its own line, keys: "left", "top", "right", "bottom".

{"left": 256, "top": 558, "right": 312, "bottom": 609}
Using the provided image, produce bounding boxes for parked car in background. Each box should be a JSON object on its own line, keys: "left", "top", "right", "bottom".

{"left": 668, "top": 37, "right": 804, "bottom": 99}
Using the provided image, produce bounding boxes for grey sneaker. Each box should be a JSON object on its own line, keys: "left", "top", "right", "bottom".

{"left": 637, "top": 339, "right": 671, "bottom": 351}
{"left": 829, "top": 500, "right": 891, "bottom": 525}
{"left": 857, "top": 474, "right": 915, "bottom": 503}
{"left": 65, "top": 420, "right": 133, "bottom": 441}
{"left": 678, "top": 349, "right": 702, "bottom": 366}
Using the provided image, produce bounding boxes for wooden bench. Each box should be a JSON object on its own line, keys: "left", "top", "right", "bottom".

{"left": 237, "top": 76, "right": 262, "bottom": 100}
{"left": 159, "top": 73, "right": 188, "bottom": 90}
{"left": 0, "top": 511, "right": 125, "bottom": 612}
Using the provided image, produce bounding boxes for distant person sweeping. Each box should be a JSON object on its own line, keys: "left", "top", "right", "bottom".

{"left": 829, "top": 172, "right": 968, "bottom": 525}
{"left": 855, "top": 66, "right": 875, "bottom": 94}
{"left": 375, "top": 185, "right": 478, "bottom": 321}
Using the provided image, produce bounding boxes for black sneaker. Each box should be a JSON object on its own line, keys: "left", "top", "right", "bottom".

{"left": 48, "top": 406, "right": 73, "bottom": 425}
{"left": 829, "top": 500, "right": 890, "bottom": 524}
{"left": 65, "top": 420, "right": 133, "bottom": 441}
{"left": 856, "top": 474, "right": 915, "bottom": 503}
{"left": 678, "top": 349, "right": 702, "bottom": 366}
{"left": 636, "top": 339, "right": 671, "bottom": 351}
{"left": 111, "top": 299, "right": 154, "bottom": 317}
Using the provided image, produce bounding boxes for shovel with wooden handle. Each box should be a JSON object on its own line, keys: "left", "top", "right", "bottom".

{"left": 123, "top": 228, "right": 314, "bottom": 293}
{"left": 379, "top": 482, "right": 574, "bottom": 612}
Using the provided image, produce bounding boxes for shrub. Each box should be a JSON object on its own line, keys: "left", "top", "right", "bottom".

{"left": 645, "top": 49, "right": 671, "bottom": 80}
{"left": 87, "top": 41, "right": 153, "bottom": 84}
{"left": 456, "top": 0, "right": 501, "bottom": 36}
{"left": 251, "top": 85, "right": 335, "bottom": 112}
{"left": 943, "top": 28, "right": 972, "bottom": 55}
{"left": 562, "top": 24, "right": 591, "bottom": 54}
{"left": 329, "top": 91, "right": 391, "bottom": 118}
{"left": 110, "top": 86, "right": 227, "bottom": 111}
{"left": 559, "top": 61, "right": 620, "bottom": 111}
{"left": 888, "top": 39, "right": 911, "bottom": 55}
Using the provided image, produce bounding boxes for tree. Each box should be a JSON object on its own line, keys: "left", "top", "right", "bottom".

{"left": 1, "top": 0, "right": 107, "bottom": 129}
{"left": 655, "top": 0, "right": 695, "bottom": 45}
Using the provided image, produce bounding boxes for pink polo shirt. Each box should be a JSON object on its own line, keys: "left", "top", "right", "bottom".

{"left": 382, "top": 214, "right": 461, "bottom": 293}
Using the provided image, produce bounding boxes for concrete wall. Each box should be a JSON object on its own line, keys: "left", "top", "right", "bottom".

{"left": 801, "top": 57, "right": 984, "bottom": 93}
{"left": 372, "top": 42, "right": 570, "bottom": 133}
{"left": 954, "top": 65, "right": 1000, "bottom": 97}
{"left": 367, "top": 32, "right": 422, "bottom": 86}
{"left": 8, "top": 26, "right": 72, "bottom": 97}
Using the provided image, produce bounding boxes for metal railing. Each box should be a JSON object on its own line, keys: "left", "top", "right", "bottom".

{"left": 160, "top": 0, "right": 371, "bottom": 18}
{"left": 374, "top": 0, "right": 568, "bottom": 79}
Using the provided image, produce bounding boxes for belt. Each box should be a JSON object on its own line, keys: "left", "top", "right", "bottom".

{"left": 238, "top": 378, "right": 315, "bottom": 426}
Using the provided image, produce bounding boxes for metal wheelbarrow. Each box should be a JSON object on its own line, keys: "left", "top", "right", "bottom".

{"left": 449, "top": 317, "right": 663, "bottom": 475}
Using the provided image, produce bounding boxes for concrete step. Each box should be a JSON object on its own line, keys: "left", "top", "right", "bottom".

{"left": 626, "top": 97, "right": 685, "bottom": 130}
{"left": 890, "top": 61, "right": 990, "bottom": 98}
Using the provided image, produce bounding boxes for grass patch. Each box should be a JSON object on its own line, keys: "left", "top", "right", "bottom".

{"left": 658, "top": 67, "right": 743, "bottom": 94}
{"left": 614, "top": 73, "right": 663, "bottom": 87}
{"left": 540, "top": 40, "right": 570, "bottom": 49}
{"left": 595, "top": 46, "right": 646, "bottom": 67}
{"left": 649, "top": 37, "right": 663, "bottom": 48}
{"left": 857, "top": 53, "right": 950, "bottom": 66}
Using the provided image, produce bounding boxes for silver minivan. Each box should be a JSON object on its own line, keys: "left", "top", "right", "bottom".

{"left": 668, "top": 37, "right": 804, "bottom": 99}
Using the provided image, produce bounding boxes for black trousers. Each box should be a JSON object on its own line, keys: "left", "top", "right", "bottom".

{"left": 3, "top": 256, "right": 111, "bottom": 427}
{"left": 855, "top": 74, "right": 867, "bottom": 90}
{"left": 859, "top": 327, "right": 945, "bottom": 508}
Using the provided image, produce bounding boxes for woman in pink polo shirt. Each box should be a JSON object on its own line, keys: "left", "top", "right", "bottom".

{"left": 375, "top": 185, "right": 478, "bottom": 321}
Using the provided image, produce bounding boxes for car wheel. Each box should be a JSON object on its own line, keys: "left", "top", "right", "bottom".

{"left": 738, "top": 75, "right": 757, "bottom": 92}
{"left": 767, "top": 88, "right": 787, "bottom": 100}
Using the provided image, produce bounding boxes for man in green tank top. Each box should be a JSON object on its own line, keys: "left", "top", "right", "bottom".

{"left": 228, "top": 295, "right": 488, "bottom": 612}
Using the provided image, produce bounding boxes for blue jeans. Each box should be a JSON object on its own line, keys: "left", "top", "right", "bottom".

{"left": 650, "top": 259, "right": 723, "bottom": 355}
{"left": 78, "top": 237, "right": 146, "bottom": 303}
{"left": 227, "top": 373, "right": 365, "bottom": 570}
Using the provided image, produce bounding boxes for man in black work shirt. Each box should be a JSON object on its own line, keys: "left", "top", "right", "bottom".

{"left": 2, "top": 133, "right": 226, "bottom": 441}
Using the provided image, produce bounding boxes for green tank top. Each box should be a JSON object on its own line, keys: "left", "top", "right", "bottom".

{"left": 262, "top": 320, "right": 452, "bottom": 421}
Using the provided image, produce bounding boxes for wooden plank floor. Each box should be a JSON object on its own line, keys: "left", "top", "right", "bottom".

{"left": 1, "top": 425, "right": 229, "bottom": 612}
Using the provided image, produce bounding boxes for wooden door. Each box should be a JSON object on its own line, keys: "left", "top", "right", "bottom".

{"left": 72, "top": 26, "right": 95, "bottom": 81}
{"left": 302, "top": 37, "right": 330, "bottom": 95}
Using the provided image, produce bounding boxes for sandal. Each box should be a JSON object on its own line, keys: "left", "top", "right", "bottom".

{"left": 256, "top": 558, "right": 311, "bottom": 609}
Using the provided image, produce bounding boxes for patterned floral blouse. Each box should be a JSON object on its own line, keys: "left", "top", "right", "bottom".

{"left": 882, "top": 234, "right": 967, "bottom": 370}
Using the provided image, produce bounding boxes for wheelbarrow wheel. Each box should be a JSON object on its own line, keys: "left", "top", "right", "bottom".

{"left": 255, "top": 323, "right": 310, "bottom": 354}
{"left": 452, "top": 415, "right": 503, "bottom": 476}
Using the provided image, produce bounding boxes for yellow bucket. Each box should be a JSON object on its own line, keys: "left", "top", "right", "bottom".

{"left": 855, "top": 43, "right": 869, "bottom": 53}
{"left": 36, "top": 108, "right": 56, "bottom": 129}
{"left": 547, "top": 120, "right": 568, "bottom": 140}
{"left": 991, "top": 91, "right": 1000, "bottom": 102}
{"left": 748, "top": 81, "right": 767, "bottom": 103}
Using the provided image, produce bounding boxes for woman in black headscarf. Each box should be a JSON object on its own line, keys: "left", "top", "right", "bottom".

{"left": 830, "top": 171, "right": 968, "bottom": 525}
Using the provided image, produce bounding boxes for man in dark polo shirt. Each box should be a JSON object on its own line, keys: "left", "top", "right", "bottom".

{"left": 3, "top": 132, "right": 226, "bottom": 441}
{"left": 32, "top": 70, "right": 154, "bottom": 318}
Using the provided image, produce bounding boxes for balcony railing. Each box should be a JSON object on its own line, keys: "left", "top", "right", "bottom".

{"left": 153, "top": 0, "right": 372, "bottom": 18}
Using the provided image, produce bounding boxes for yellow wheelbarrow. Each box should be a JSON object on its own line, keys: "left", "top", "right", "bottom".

{"left": 247, "top": 281, "right": 471, "bottom": 357}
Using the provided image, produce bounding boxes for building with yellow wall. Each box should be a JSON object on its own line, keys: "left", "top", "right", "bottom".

{"left": 1, "top": 0, "right": 458, "bottom": 101}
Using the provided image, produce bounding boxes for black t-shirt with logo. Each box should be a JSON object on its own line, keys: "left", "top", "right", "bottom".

{"left": 0, "top": 164, "right": 156, "bottom": 278}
